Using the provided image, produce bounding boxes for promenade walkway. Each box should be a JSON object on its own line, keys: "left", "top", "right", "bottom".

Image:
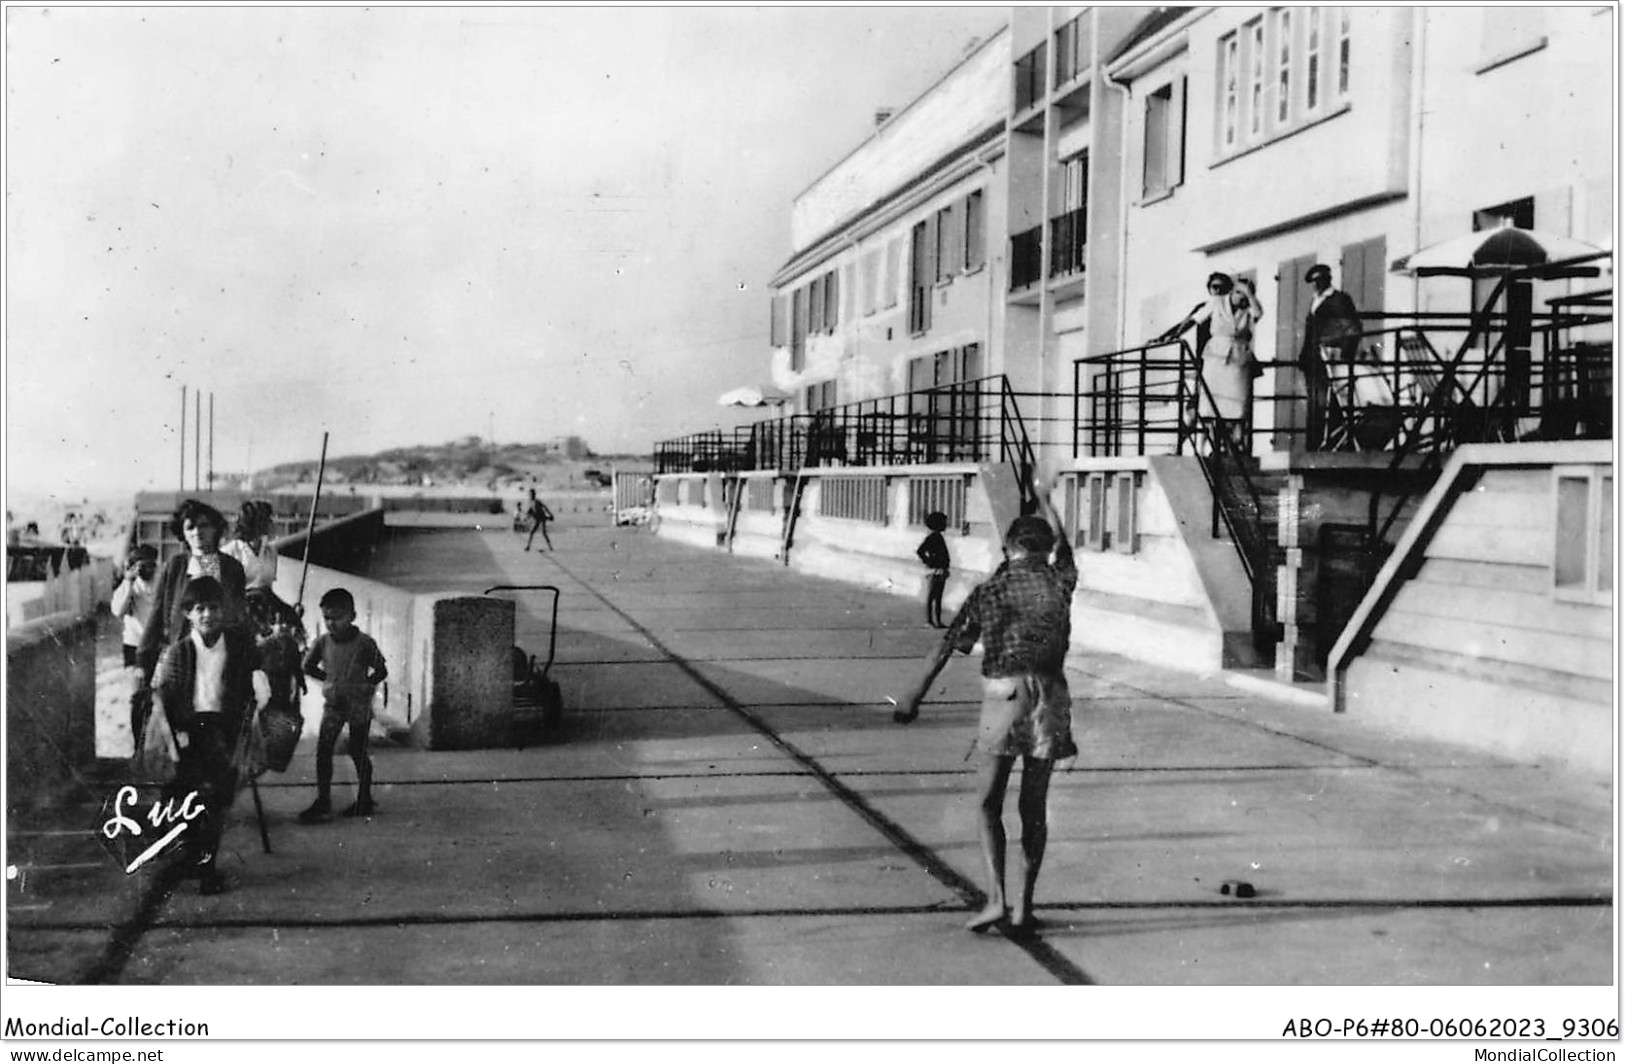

{"left": 5, "top": 510, "right": 1613, "bottom": 999}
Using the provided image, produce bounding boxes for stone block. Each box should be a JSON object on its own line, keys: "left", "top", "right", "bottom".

{"left": 409, "top": 593, "right": 515, "bottom": 751}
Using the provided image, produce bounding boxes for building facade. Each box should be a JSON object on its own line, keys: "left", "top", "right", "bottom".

{"left": 652, "top": 6, "right": 1613, "bottom": 770}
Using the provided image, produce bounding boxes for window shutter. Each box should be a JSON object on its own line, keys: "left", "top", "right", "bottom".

{"left": 770, "top": 294, "right": 787, "bottom": 347}
{"left": 884, "top": 239, "right": 902, "bottom": 308}
{"left": 827, "top": 269, "right": 840, "bottom": 331}
{"left": 923, "top": 213, "right": 939, "bottom": 287}
{"left": 965, "top": 191, "right": 986, "bottom": 270}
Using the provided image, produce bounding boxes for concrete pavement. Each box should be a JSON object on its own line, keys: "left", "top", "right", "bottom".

{"left": 5, "top": 510, "right": 1614, "bottom": 991}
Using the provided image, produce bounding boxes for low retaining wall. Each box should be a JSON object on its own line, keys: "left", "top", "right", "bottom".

{"left": 275, "top": 508, "right": 387, "bottom": 573}
{"left": 653, "top": 459, "right": 1242, "bottom": 674}
{"left": 6, "top": 613, "right": 98, "bottom": 813}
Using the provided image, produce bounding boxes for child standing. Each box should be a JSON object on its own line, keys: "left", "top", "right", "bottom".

{"left": 915, "top": 511, "right": 951, "bottom": 628}
{"left": 151, "top": 576, "right": 262, "bottom": 895}
{"left": 111, "top": 544, "right": 158, "bottom": 752}
{"left": 299, "top": 588, "right": 388, "bottom": 823}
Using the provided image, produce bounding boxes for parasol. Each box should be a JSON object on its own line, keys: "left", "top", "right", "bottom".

{"left": 716, "top": 384, "right": 791, "bottom": 408}
{"left": 1391, "top": 223, "right": 1607, "bottom": 278}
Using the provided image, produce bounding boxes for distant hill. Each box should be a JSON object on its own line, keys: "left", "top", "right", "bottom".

{"left": 252, "top": 437, "right": 647, "bottom": 492}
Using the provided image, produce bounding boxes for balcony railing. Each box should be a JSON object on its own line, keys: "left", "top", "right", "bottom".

{"left": 654, "top": 376, "right": 1048, "bottom": 481}
{"left": 1049, "top": 207, "right": 1086, "bottom": 279}
{"left": 1010, "top": 224, "right": 1043, "bottom": 291}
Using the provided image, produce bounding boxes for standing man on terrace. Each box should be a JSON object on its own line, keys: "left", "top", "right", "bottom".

{"left": 893, "top": 474, "right": 1077, "bottom": 935}
{"left": 1300, "top": 263, "right": 1362, "bottom": 450}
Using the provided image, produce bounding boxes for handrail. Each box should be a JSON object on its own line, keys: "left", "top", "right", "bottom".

{"left": 998, "top": 378, "right": 1038, "bottom": 513}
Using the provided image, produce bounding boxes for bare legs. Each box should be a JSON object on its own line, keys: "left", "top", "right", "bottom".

{"left": 1012, "top": 758, "right": 1054, "bottom": 930}
{"left": 966, "top": 756, "right": 1015, "bottom": 930}
{"left": 967, "top": 755, "right": 1054, "bottom": 933}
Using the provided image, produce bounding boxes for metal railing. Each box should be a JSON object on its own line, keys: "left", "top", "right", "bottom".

{"left": 1049, "top": 208, "right": 1086, "bottom": 278}
{"left": 1071, "top": 338, "right": 1203, "bottom": 458}
{"left": 654, "top": 375, "right": 1044, "bottom": 480}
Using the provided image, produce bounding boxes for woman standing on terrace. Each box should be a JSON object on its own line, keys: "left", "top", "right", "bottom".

{"left": 1162, "top": 272, "right": 1265, "bottom": 452}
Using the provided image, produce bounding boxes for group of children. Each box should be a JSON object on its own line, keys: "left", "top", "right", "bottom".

{"left": 124, "top": 500, "right": 389, "bottom": 895}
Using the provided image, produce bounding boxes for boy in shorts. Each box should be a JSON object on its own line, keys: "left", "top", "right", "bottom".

{"left": 299, "top": 588, "right": 388, "bottom": 822}
{"left": 895, "top": 475, "right": 1077, "bottom": 935}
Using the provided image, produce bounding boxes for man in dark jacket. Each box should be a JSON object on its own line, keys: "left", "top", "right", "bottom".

{"left": 1299, "top": 263, "right": 1362, "bottom": 450}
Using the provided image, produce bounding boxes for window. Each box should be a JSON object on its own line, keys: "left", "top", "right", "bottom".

{"left": 1249, "top": 19, "right": 1265, "bottom": 137}
{"left": 1054, "top": 14, "right": 1089, "bottom": 89}
{"left": 883, "top": 238, "right": 901, "bottom": 309}
{"left": 657, "top": 479, "right": 679, "bottom": 506}
{"left": 1142, "top": 80, "right": 1186, "bottom": 198}
{"left": 791, "top": 287, "right": 808, "bottom": 371}
{"left": 909, "top": 219, "right": 934, "bottom": 334}
{"left": 1221, "top": 9, "right": 1348, "bottom": 158}
{"left": 908, "top": 475, "right": 968, "bottom": 531}
{"left": 963, "top": 190, "right": 985, "bottom": 271}
{"left": 1335, "top": 8, "right": 1351, "bottom": 98}
{"left": 808, "top": 275, "right": 825, "bottom": 334}
{"left": 1554, "top": 466, "right": 1612, "bottom": 603}
{"left": 1052, "top": 154, "right": 1088, "bottom": 278}
{"left": 1014, "top": 43, "right": 1046, "bottom": 112}
{"left": 1276, "top": 9, "right": 1292, "bottom": 125}
{"left": 908, "top": 345, "right": 984, "bottom": 463}
{"left": 1305, "top": 9, "right": 1322, "bottom": 112}
{"left": 825, "top": 269, "right": 839, "bottom": 332}
{"left": 820, "top": 475, "right": 888, "bottom": 524}
{"left": 935, "top": 204, "right": 958, "bottom": 284}
{"left": 1220, "top": 32, "right": 1240, "bottom": 150}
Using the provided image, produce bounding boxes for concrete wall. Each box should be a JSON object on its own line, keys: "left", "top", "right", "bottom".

{"left": 1065, "top": 456, "right": 1237, "bottom": 670}
{"left": 1341, "top": 454, "right": 1613, "bottom": 776}
{"left": 275, "top": 507, "right": 388, "bottom": 574}
{"left": 656, "top": 456, "right": 1248, "bottom": 673}
{"left": 6, "top": 613, "right": 98, "bottom": 813}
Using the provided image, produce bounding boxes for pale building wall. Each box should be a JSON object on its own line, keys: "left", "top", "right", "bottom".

{"left": 1344, "top": 456, "right": 1614, "bottom": 776}
{"left": 1116, "top": 8, "right": 1417, "bottom": 355}
{"left": 1410, "top": 6, "right": 1615, "bottom": 317}
{"left": 789, "top": 31, "right": 1010, "bottom": 251}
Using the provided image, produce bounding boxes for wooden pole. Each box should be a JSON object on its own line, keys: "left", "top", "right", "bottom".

{"left": 179, "top": 386, "right": 187, "bottom": 492}
{"left": 194, "top": 390, "right": 201, "bottom": 492}
{"left": 296, "top": 431, "right": 329, "bottom": 610}
{"left": 208, "top": 393, "right": 215, "bottom": 490}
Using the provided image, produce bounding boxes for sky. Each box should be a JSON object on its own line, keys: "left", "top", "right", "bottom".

{"left": 3, "top": 4, "right": 1009, "bottom": 499}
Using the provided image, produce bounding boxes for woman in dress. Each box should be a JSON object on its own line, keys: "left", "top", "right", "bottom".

{"left": 1163, "top": 272, "right": 1265, "bottom": 451}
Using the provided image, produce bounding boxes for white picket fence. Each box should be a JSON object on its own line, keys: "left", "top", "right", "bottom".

{"left": 5, "top": 557, "right": 118, "bottom": 630}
